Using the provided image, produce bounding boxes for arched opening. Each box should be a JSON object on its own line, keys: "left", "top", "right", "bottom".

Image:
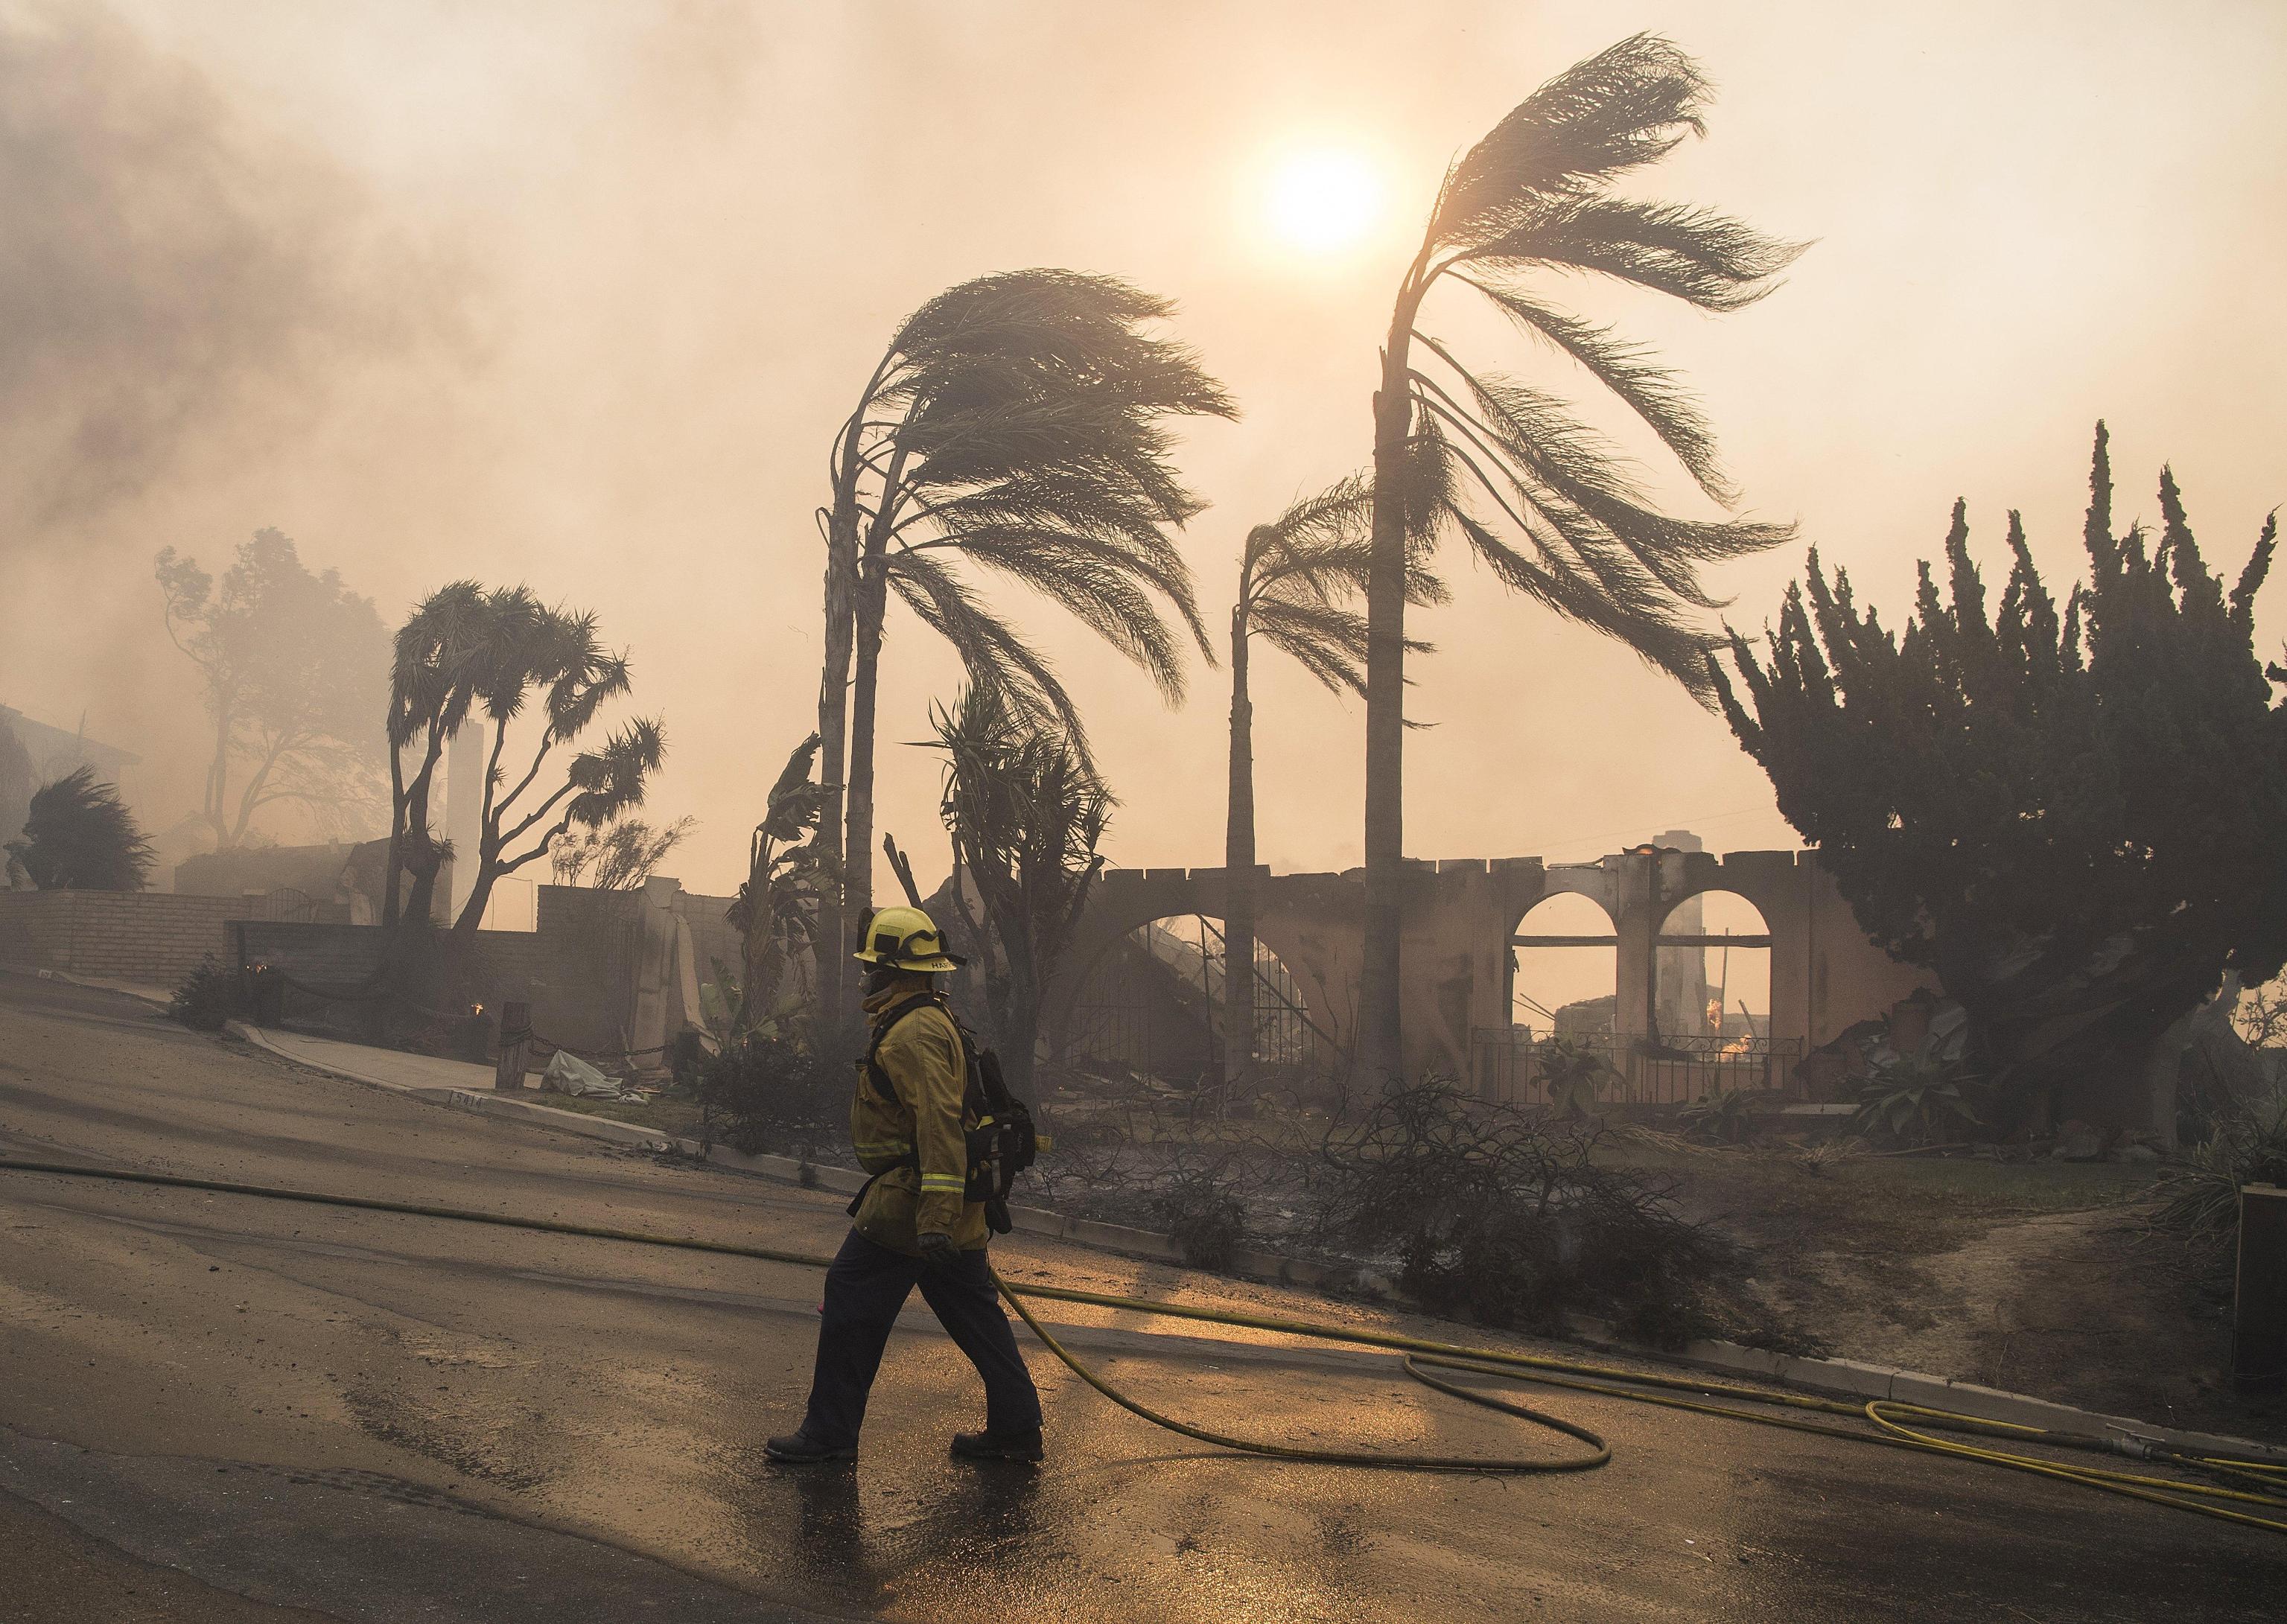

{"left": 1060, "top": 914, "right": 1325, "bottom": 1091}
{"left": 1646, "top": 888, "right": 1775, "bottom": 1101}
{"left": 1655, "top": 890, "right": 1771, "bottom": 1042}
{"left": 1482, "top": 892, "right": 1619, "bottom": 1106}
{"left": 1509, "top": 892, "right": 1618, "bottom": 1038}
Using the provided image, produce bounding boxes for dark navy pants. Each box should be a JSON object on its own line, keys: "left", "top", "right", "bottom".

{"left": 798, "top": 1228, "right": 1043, "bottom": 1450}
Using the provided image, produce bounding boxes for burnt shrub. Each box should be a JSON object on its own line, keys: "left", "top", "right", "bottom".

{"left": 687, "top": 1027, "right": 842, "bottom": 1158}
{"left": 1151, "top": 1166, "right": 1251, "bottom": 1271}
{"left": 1315, "top": 1079, "right": 1732, "bottom": 1345}
{"left": 169, "top": 956, "right": 239, "bottom": 1032}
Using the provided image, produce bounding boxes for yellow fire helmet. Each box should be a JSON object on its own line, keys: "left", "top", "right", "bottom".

{"left": 852, "top": 904, "right": 966, "bottom": 972}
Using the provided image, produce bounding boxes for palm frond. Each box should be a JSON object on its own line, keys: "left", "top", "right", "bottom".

{"left": 1466, "top": 194, "right": 1804, "bottom": 311}
{"left": 1454, "top": 276, "right": 1731, "bottom": 500}
{"left": 1431, "top": 34, "right": 1710, "bottom": 251}
{"left": 1253, "top": 599, "right": 1371, "bottom": 697}
{"left": 885, "top": 547, "right": 1091, "bottom": 758}
{"left": 1443, "top": 496, "right": 1720, "bottom": 699}
{"left": 926, "top": 528, "right": 1194, "bottom": 698}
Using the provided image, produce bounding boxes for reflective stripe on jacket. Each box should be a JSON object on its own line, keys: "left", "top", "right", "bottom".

{"left": 850, "top": 993, "right": 989, "bottom": 1253}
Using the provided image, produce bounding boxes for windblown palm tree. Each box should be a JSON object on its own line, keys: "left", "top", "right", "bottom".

{"left": 815, "top": 269, "right": 1235, "bottom": 1034}
{"left": 1224, "top": 480, "right": 1444, "bottom": 1080}
{"left": 1356, "top": 34, "right": 1801, "bottom": 1080}
{"left": 6, "top": 767, "right": 153, "bottom": 891}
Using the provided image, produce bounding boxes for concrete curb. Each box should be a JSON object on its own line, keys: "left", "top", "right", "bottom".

{"left": 229, "top": 1019, "right": 2286, "bottom": 1466}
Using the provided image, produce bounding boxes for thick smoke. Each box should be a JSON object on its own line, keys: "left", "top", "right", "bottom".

{"left": 0, "top": 3, "right": 447, "bottom": 535}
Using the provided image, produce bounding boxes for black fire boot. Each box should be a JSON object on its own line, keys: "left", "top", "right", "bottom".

{"left": 950, "top": 1427, "right": 1044, "bottom": 1462}
{"left": 765, "top": 1430, "right": 856, "bottom": 1465}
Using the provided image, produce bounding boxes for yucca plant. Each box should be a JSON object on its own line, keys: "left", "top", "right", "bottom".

{"left": 728, "top": 733, "right": 836, "bottom": 1033}
{"left": 1356, "top": 34, "right": 1801, "bottom": 1080}
{"left": 814, "top": 270, "right": 1234, "bottom": 1038}
{"left": 932, "top": 684, "right": 1114, "bottom": 1096}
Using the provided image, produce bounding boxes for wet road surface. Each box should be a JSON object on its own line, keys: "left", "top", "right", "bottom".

{"left": 2, "top": 969, "right": 2281, "bottom": 1622}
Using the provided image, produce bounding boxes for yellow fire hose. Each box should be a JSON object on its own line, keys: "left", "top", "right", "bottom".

{"left": 3, "top": 1157, "right": 2283, "bottom": 1535}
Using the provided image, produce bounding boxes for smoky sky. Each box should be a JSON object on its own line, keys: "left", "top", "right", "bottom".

{"left": 0, "top": 4, "right": 454, "bottom": 529}
{"left": 4, "top": 0, "right": 2285, "bottom": 902}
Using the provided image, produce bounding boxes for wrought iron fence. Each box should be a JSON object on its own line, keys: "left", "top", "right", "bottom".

{"left": 1472, "top": 1025, "right": 1801, "bottom": 1109}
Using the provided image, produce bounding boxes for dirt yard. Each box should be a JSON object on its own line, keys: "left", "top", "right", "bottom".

{"left": 1609, "top": 1142, "right": 2282, "bottom": 1442}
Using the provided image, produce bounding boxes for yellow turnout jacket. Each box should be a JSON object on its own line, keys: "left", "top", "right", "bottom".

{"left": 850, "top": 987, "right": 989, "bottom": 1253}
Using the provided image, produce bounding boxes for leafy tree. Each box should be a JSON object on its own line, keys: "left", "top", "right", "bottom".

{"left": 727, "top": 733, "right": 835, "bottom": 1032}
{"left": 1224, "top": 479, "right": 1443, "bottom": 1082}
{"left": 1714, "top": 426, "right": 2287, "bottom": 1126}
{"left": 815, "top": 269, "right": 1234, "bottom": 1039}
{"left": 933, "top": 684, "right": 1114, "bottom": 1096}
{"left": 384, "top": 584, "right": 664, "bottom": 937}
{"left": 7, "top": 767, "right": 153, "bottom": 890}
{"left": 155, "top": 529, "right": 388, "bottom": 847}
{"left": 1356, "top": 34, "right": 1800, "bottom": 1081}
{"left": 549, "top": 814, "right": 696, "bottom": 890}
{"left": 444, "top": 593, "right": 662, "bottom": 939}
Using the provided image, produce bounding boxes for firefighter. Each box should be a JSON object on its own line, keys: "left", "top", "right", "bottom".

{"left": 765, "top": 905, "right": 1045, "bottom": 1465}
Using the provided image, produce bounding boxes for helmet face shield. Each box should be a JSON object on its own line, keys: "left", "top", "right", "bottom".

{"left": 853, "top": 904, "right": 965, "bottom": 972}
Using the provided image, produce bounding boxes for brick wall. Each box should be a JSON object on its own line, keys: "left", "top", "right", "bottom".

{"left": 238, "top": 921, "right": 390, "bottom": 988}
{"left": 0, "top": 890, "right": 260, "bottom": 987}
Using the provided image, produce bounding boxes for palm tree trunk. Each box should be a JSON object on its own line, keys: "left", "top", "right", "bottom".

{"left": 840, "top": 442, "right": 911, "bottom": 1037}
{"left": 1224, "top": 605, "right": 1256, "bottom": 1094}
{"left": 844, "top": 556, "right": 888, "bottom": 999}
{"left": 815, "top": 501, "right": 858, "bottom": 1040}
{"left": 1361, "top": 316, "right": 1419, "bottom": 1086}
{"left": 381, "top": 736, "right": 404, "bottom": 928}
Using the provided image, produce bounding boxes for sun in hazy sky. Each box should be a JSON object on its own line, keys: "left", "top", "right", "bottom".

{"left": 1262, "top": 145, "right": 1388, "bottom": 256}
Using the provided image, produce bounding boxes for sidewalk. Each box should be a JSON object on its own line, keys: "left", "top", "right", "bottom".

{"left": 234, "top": 1023, "right": 497, "bottom": 1098}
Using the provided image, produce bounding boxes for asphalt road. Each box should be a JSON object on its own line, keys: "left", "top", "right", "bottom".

{"left": 1, "top": 969, "right": 2280, "bottom": 1623}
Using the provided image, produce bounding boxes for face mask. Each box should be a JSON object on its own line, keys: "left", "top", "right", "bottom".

{"left": 865, "top": 963, "right": 905, "bottom": 998}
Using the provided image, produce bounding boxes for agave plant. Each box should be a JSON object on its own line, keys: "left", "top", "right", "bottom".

{"left": 1534, "top": 1034, "right": 1611, "bottom": 1118}
{"left": 1849, "top": 1054, "right": 1983, "bottom": 1145}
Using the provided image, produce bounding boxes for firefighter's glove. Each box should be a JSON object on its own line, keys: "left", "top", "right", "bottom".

{"left": 915, "top": 1231, "right": 957, "bottom": 1270}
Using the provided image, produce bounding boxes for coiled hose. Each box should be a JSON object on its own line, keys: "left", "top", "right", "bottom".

{"left": 3, "top": 1156, "right": 2283, "bottom": 1533}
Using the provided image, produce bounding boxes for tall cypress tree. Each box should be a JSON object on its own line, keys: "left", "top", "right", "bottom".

{"left": 1715, "top": 426, "right": 2287, "bottom": 1125}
